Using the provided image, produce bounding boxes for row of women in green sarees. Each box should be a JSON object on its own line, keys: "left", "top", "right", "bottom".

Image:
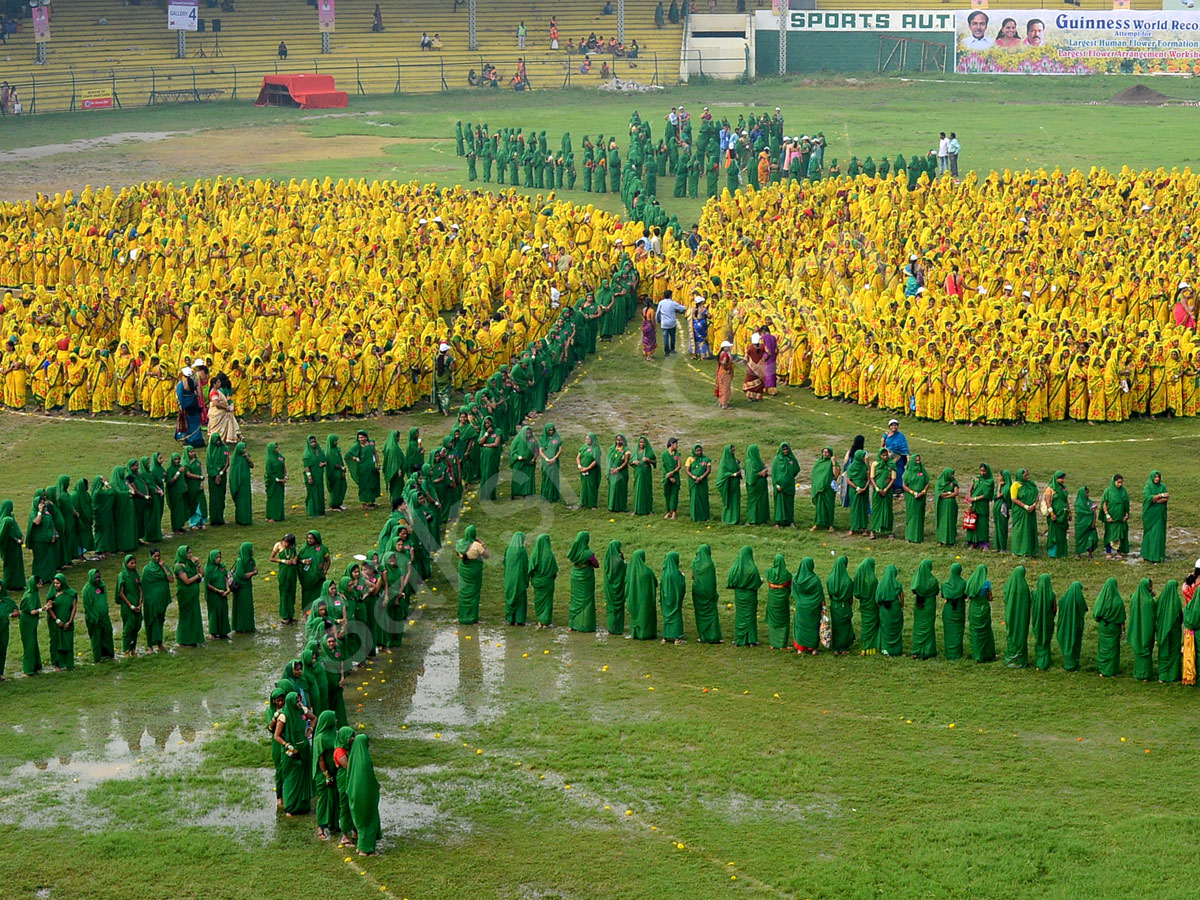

{"left": 471, "top": 536, "right": 1191, "bottom": 680}
{"left": 1, "top": 543, "right": 259, "bottom": 678}
{"left": 497, "top": 433, "right": 1172, "bottom": 563}
{"left": 267, "top": 673, "right": 381, "bottom": 855}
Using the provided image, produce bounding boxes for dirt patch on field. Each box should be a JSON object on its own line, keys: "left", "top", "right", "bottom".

{"left": 1111, "top": 84, "right": 1169, "bottom": 106}
{"left": 0, "top": 125, "right": 427, "bottom": 201}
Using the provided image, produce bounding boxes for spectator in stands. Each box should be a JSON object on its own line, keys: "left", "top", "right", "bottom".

{"left": 600, "top": 60, "right": 611, "bottom": 79}
{"left": 432, "top": 33, "right": 443, "bottom": 50}
{"left": 468, "top": 69, "right": 479, "bottom": 87}
{"left": 516, "top": 20, "right": 527, "bottom": 50}
{"left": 278, "top": 40, "right": 288, "bottom": 60}
{"left": 453, "top": 0, "right": 465, "bottom": 10}
{"left": 565, "top": 38, "right": 575, "bottom": 53}
{"left": 579, "top": 55, "right": 592, "bottom": 74}
{"left": 549, "top": 21, "right": 559, "bottom": 50}
{"left": 420, "top": 32, "right": 433, "bottom": 50}
{"left": 603, "top": 0, "right": 614, "bottom": 13}
{"left": 516, "top": 58, "right": 527, "bottom": 84}
{"left": 7, "top": 86, "right": 19, "bottom": 116}
{"left": 629, "top": 38, "right": 639, "bottom": 58}
{"left": 587, "top": 32, "right": 598, "bottom": 50}
{"left": 607, "top": 36, "right": 618, "bottom": 54}
{"left": 372, "top": 4, "right": 385, "bottom": 32}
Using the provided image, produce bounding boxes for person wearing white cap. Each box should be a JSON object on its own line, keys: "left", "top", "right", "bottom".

{"left": 881, "top": 419, "right": 909, "bottom": 494}
{"left": 433, "top": 342, "right": 454, "bottom": 415}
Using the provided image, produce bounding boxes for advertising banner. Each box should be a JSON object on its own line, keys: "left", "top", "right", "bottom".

{"left": 32, "top": 5, "right": 50, "bottom": 42}
{"left": 82, "top": 97, "right": 114, "bottom": 110}
{"left": 956, "top": 9, "right": 1200, "bottom": 73}
{"left": 167, "top": 0, "right": 199, "bottom": 32}
{"left": 318, "top": 0, "right": 336, "bottom": 33}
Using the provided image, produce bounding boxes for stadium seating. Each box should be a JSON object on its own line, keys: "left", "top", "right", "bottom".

{"left": 0, "top": 0, "right": 681, "bottom": 112}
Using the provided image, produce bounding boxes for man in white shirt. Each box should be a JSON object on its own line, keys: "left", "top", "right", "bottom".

{"left": 656, "top": 290, "right": 687, "bottom": 357}
{"left": 937, "top": 132, "right": 950, "bottom": 176}
{"left": 963, "top": 11, "right": 993, "bottom": 50}
{"left": 648, "top": 227, "right": 662, "bottom": 256}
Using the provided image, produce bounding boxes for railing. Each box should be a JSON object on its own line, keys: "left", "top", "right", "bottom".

{"left": 0, "top": 50, "right": 682, "bottom": 114}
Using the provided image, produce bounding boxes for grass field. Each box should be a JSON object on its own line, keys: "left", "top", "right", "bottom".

{"left": 4, "top": 74, "right": 1200, "bottom": 900}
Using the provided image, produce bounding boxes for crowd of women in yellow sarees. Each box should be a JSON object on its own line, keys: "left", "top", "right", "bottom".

{"left": 0, "top": 179, "right": 649, "bottom": 419}
{"left": 663, "top": 167, "right": 1200, "bottom": 423}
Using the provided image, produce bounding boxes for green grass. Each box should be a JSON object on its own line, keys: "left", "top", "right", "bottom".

{"left": 3, "top": 74, "right": 1200, "bottom": 900}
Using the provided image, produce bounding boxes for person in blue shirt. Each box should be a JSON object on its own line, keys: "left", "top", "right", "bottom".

{"left": 656, "top": 291, "right": 687, "bottom": 357}
{"left": 881, "top": 419, "right": 909, "bottom": 496}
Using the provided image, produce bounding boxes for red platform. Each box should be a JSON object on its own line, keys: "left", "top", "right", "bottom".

{"left": 255, "top": 74, "right": 348, "bottom": 109}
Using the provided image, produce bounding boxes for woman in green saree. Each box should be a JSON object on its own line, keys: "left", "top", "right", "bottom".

{"left": 567, "top": 531, "right": 599, "bottom": 632}
{"left": 606, "top": 434, "right": 631, "bottom": 512}
{"left": 125, "top": 460, "right": 149, "bottom": 544}
{"left": 204, "top": 549, "right": 231, "bottom": 639}
{"left": 270, "top": 533, "right": 299, "bottom": 624}
{"left": 183, "top": 447, "right": 206, "bottom": 527}
{"left": 302, "top": 436, "right": 328, "bottom": 518}
{"left": 1055, "top": 580, "right": 1087, "bottom": 672}
{"left": 691, "top": 544, "right": 722, "bottom": 643}
{"left": 934, "top": 468, "right": 959, "bottom": 546}
{"left": 164, "top": 454, "right": 188, "bottom": 534}
{"left": 228, "top": 441, "right": 254, "bottom": 526}
{"left": 231, "top": 541, "right": 258, "bottom": 633}
{"left": 324, "top": 435, "right": 347, "bottom": 511}
{"left": 18, "top": 580, "right": 42, "bottom": 675}
{"left": 347, "top": 732, "right": 382, "bottom": 856}
{"left": 502, "top": 532, "right": 529, "bottom": 626}
{"left": 576, "top": 433, "right": 601, "bottom": 509}
{"left": 206, "top": 435, "right": 230, "bottom": 526}
{"left": 116, "top": 553, "right": 142, "bottom": 655}
{"left": 1141, "top": 471, "right": 1169, "bottom": 563}
{"left": 324, "top": 634, "right": 349, "bottom": 728}
{"left": 726, "top": 546, "right": 761, "bottom": 646}
{"left": 141, "top": 547, "right": 173, "bottom": 652}
{"left": 869, "top": 449, "right": 896, "bottom": 539}
{"left": 1002, "top": 565, "right": 1031, "bottom": 668}
{"left": 0, "top": 586, "right": 13, "bottom": 678}
{"left": 626, "top": 549, "right": 658, "bottom": 640}
{"left": 770, "top": 443, "right": 801, "bottom": 528}
{"left": 875, "top": 565, "right": 904, "bottom": 657}
{"left": 661, "top": 438, "right": 683, "bottom": 520}
{"left": 529, "top": 534, "right": 559, "bottom": 627}
{"left": 111, "top": 467, "right": 138, "bottom": 552}
{"left": 1030, "top": 572, "right": 1056, "bottom": 670}
{"left": 45, "top": 572, "right": 78, "bottom": 670}
{"left": 1046, "top": 471, "right": 1069, "bottom": 559}
{"left": 311, "top": 710, "right": 340, "bottom": 840}
{"left": 631, "top": 435, "right": 657, "bottom": 516}
{"left": 83, "top": 568, "right": 115, "bottom": 663}
{"left": 509, "top": 426, "right": 538, "bottom": 500}
{"left": 26, "top": 492, "right": 57, "bottom": 586}
{"left": 845, "top": 449, "right": 869, "bottom": 536}
{"left": 853, "top": 557, "right": 878, "bottom": 654}
{"left": 909, "top": 559, "right": 938, "bottom": 659}
{"left": 298, "top": 530, "right": 330, "bottom": 611}
{"left": 0, "top": 501, "right": 26, "bottom": 592}
{"left": 72, "top": 478, "right": 93, "bottom": 554}
{"left": 687, "top": 444, "right": 712, "bottom": 522}
{"left": 273, "top": 692, "right": 314, "bottom": 816}
{"left": 539, "top": 423, "right": 564, "bottom": 503}
{"left": 1010, "top": 469, "right": 1039, "bottom": 558}
{"left": 1074, "top": 486, "right": 1098, "bottom": 558}
{"left": 174, "top": 544, "right": 205, "bottom": 646}
{"left": 966, "top": 463, "right": 994, "bottom": 550}
{"left": 1101, "top": 474, "right": 1130, "bottom": 558}
{"left": 966, "top": 564, "right": 995, "bottom": 662}
{"left": 790, "top": 557, "right": 825, "bottom": 655}
{"left": 808, "top": 447, "right": 836, "bottom": 531}
{"left": 1126, "top": 578, "right": 1156, "bottom": 681}
{"left": 604, "top": 540, "right": 627, "bottom": 635}
{"left": 147, "top": 454, "right": 167, "bottom": 542}
{"left": 478, "top": 419, "right": 503, "bottom": 503}
{"left": 344, "top": 431, "right": 382, "bottom": 508}
{"left": 940, "top": 562, "right": 966, "bottom": 661}
{"left": 659, "top": 551, "right": 686, "bottom": 644}
{"left": 1156, "top": 580, "right": 1182, "bottom": 683}
{"left": 1093, "top": 577, "right": 1126, "bottom": 676}
{"left": 382, "top": 430, "right": 406, "bottom": 508}
{"left": 743, "top": 444, "right": 769, "bottom": 526}
{"left": 901, "top": 454, "right": 929, "bottom": 543}
{"left": 90, "top": 476, "right": 116, "bottom": 555}
{"left": 825, "top": 556, "right": 854, "bottom": 654}
{"left": 716, "top": 444, "right": 743, "bottom": 525}
{"left": 406, "top": 426, "right": 425, "bottom": 475}
{"left": 764, "top": 553, "right": 793, "bottom": 650}
{"left": 456, "top": 525, "right": 487, "bottom": 625}
{"left": 264, "top": 443, "right": 287, "bottom": 522}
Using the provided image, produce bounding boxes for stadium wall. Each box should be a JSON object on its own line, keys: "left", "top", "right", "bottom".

{"left": 754, "top": 10, "right": 954, "bottom": 74}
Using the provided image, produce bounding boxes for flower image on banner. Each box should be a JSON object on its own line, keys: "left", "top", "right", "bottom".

{"left": 955, "top": 9, "right": 1200, "bottom": 74}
